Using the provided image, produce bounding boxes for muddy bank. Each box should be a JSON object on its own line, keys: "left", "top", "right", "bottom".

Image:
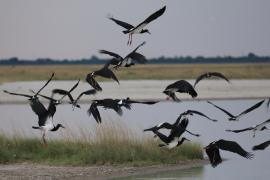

{"left": 0, "top": 160, "right": 207, "bottom": 180}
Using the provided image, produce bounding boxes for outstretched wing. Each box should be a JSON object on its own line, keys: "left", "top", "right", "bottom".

{"left": 136, "top": 6, "right": 166, "bottom": 29}
{"left": 76, "top": 89, "right": 97, "bottom": 102}
{"left": 109, "top": 17, "right": 134, "bottom": 30}
{"left": 99, "top": 50, "right": 122, "bottom": 59}
{"left": 3, "top": 90, "right": 32, "bottom": 98}
{"left": 216, "top": 139, "right": 254, "bottom": 159}
{"left": 194, "top": 73, "right": 208, "bottom": 87}
{"left": 205, "top": 145, "right": 222, "bottom": 168}
{"left": 35, "top": 72, "right": 54, "bottom": 96}
{"left": 85, "top": 74, "right": 102, "bottom": 91}
{"left": 207, "top": 101, "right": 234, "bottom": 118}
{"left": 87, "top": 103, "right": 102, "bottom": 123}
{"left": 225, "top": 127, "right": 253, "bottom": 133}
{"left": 237, "top": 99, "right": 265, "bottom": 118}
{"left": 187, "top": 110, "right": 218, "bottom": 122}
{"left": 52, "top": 89, "right": 74, "bottom": 102}
{"left": 95, "top": 67, "right": 120, "bottom": 84}
{"left": 209, "top": 72, "right": 230, "bottom": 82}
{"left": 252, "top": 140, "right": 270, "bottom": 151}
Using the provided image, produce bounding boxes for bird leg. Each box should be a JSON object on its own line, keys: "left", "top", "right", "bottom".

{"left": 127, "top": 34, "right": 131, "bottom": 45}
{"left": 185, "top": 129, "right": 200, "bottom": 137}
{"left": 42, "top": 133, "right": 48, "bottom": 148}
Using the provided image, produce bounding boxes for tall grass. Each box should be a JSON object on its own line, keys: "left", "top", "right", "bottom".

{"left": 0, "top": 123, "right": 203, "bottom": 166}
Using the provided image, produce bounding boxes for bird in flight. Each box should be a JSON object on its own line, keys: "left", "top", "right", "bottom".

{"left": 99, "top": 41, "right": 147, "bottom": 68}
{"left": 163, "top": 80, "right": 197, "bottom": 101}
{"left": 226, "top": 118, "right": 270, "bottom": 137}
{"left": 194, "top": 72, "right": 230, "bottom": 88}
{"left": 109, "top": 6, "right": 166, "bottom": 45}
{"left": 204, "top": 139, "right": 254, "bottom": 167}
{"left": 207, "top": 100, "right": 264, "bottom": 121}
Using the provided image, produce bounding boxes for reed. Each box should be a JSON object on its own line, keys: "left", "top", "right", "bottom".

{"left": 0, "top": 122, "right": 203, "bottom": 166}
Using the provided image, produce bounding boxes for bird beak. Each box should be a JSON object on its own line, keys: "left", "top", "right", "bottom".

{"left": 185, "top": 138, "right": 191, "bottom": 141}
{"left": 147, "top": 31, "right": 151, "bottom": 34}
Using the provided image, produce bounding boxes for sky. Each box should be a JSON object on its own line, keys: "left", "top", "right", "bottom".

{"left": 0, "top": 0, "right": 270, "bottom": 60}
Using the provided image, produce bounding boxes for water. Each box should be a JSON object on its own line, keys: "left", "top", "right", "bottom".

{"left": 0, "top": 99, "right": 269, "bottom": 179}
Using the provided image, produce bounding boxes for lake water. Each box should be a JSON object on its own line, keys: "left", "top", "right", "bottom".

{"left": 0, "top": 99, "right": 269, "bottom": 179}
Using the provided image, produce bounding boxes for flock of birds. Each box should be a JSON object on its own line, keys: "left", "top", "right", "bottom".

{"left": 3, "top": 5, "right": 270, "bottom": 168}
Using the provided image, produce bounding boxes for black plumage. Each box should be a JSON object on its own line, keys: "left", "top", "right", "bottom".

{"left": 86, "top": 64, "right": 119, "bottom": 91}
{"left": 204, "top": 139, "right": 254, "bottom": 167}
{"left": 109, "top": 6, "right": 166, "bottom": 45}
{"left": 226, "top": 118, "right": 270, "bottom": 137}
{"left": 99, "top": 41, "right": 147, "bottom": 68}
{"left": 207, "top": 99, "right": 265, "bottom": 121}
{"left": 252, "top": 140, "right": 270, "bottom": 151}
{"left": 194, "top": 72, "right": 230, "bottom": 87}
{"left": 163, "top": 80, "right": 198, "bottom": 101}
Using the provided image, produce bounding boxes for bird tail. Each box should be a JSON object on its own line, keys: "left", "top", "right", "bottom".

{"left": 32, "top": 126, "right": 40, "bottom": 129}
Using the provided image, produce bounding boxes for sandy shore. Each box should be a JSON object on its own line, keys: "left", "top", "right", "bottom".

{"left": 0, "top": 79, "right": 270, "bottom": 103}
{"left": 0, "top": 160, "right": 207, "bottom": 180}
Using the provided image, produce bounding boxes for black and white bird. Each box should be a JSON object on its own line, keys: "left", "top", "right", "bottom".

{"left": 226, "top": 118, "right": 270, "bottom": 137}
{"left": 31, "top": 100, "right": 65, "bottom": 146}
{"left": 99, "top": 41, "right": 147, "bottom": 68}
{"left": 194, "top": 72, "right": 230, "bottom": 88}
{"left": 163, "top": 80, "right": 197, "bottom": 101}
{"left": 86, "top": 63, "right": 119, "bottom": 91}
{"left": 109, "top": 6, "right": 166, "bottom": 45}
{"left": 144, "top": 113, "right": 200, "bottom": 137}
{"left": 3, "top": 73, "right": 54, "bottom": 115}
{"left": 182, "top": 110, "right": 218, "bottom": 122}
{"left": 252, "top": 140, "right": 270, "bottom": 151}
{"left": 204, "top": 139, "right": 254, "bottom": 167}
{"left": 207, "top": 100, "right": 265, "bottom": 121}
{"left": 151, "top": 118, "right": 193, "bottom": 149}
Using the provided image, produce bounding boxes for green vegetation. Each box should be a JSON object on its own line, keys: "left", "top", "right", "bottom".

{"left": 0, "top": 123, "right": 203, "bottom": 166}
{"left": 0, "top": 63, "right": 270, "bottom": 83}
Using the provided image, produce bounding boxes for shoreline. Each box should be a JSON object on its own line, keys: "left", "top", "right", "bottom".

{"left": 0, "top": 160, "right": 208, "bottom": 180}
{"left": 1, "top": 79, "right": 270, "bottom": 104}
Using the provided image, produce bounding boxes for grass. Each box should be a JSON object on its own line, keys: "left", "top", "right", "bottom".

{"left": 0, "top": 123, "right": 203, "bottom": 166}
{"left": 0, "top": 63, "right": 270, "bottom": 83}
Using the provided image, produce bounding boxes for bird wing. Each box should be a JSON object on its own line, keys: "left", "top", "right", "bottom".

{"left": 267, "top": 98, "right": 270, "bottom": 109}
{"left": 225, "top": 127, "right": 254, "bottom": 133}
{"left": 205, "top": 145, "right": 222, "bottom": 168}
{"left": 194, "top": 73, "right": 208, "bottom": 87}
{"left": 127, "top": 52, "right": 147, "bottom": 63}
{"left": 135, "top": 6, "right": 166, "bottom": 29}
{"left": 125, "top": 98, "right": 158, "bottom": 105}
{"left": 99, "top": 50, "right": 123, "bottom": 59}
{"left": 209, "top": 72, "right": 230, "bottom": 83}
{"left": 207, "top": 101, "right": 234, "bottom": 118}
{"left": 187, "top": 110, "right": 218, "bottom": 122}
{"left": 257, "top": 118, "right": 270, "bottom": 127}
{"left": 35, "top": 72, "right": 54, "bottom": 96}
{"left": 216, "top": 139, "right": 254, "bottom": 159}
{"left": 85, "top": 74, "right": 102, "bottom": 91}
{"left": 175, "top": 80, "right": 198, "bottom": 98}
{"left": 30, "top": 99, "right": 48, "bottom": 119}
{"left": 252, "top": 140, "right": 270, "bottom": 151}
{"left": 237, "top": 99, "right": 265, "bottom": 118}
{"left": 3, "top": 90, "right": 32, "bottom": 98}
{"left": 109, "top": 17, "right": 134, "bottom": 30}
{"left": 95, "top": 67, "right": 120, "bottom": 84}
{"left": 68, "top": 80, "right": 80, "bottom": 94}
{"left": 76, "top": 89, "right": 97, "bottom": 102}
{"left": 87, "top": 103, "right": 102, "bottom": 123}
{"left": 52, "top": 89, "right": 74, "bottom": 102}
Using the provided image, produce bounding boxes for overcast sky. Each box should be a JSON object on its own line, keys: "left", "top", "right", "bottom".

{"left": 0, "top": 0, "right": 269, "bottom": 60}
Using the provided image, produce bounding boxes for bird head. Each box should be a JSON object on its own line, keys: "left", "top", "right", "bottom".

{"left": 182, "top": 137, "right": 190, "bottom": 142}
{"left": 58, "top": 124, "right": 65, "bottom": 129}
{"left": 261, "top": 126, "right": 268, "bottom": 131}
